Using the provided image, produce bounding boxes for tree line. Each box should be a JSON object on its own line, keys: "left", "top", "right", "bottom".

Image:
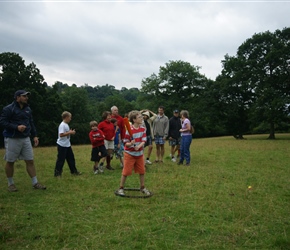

{"left": 0, "top": 27, "right": 289, "bottom": 146}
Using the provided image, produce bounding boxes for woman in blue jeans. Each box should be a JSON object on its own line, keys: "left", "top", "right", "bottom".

{"left": 178, "top": 110, "right": 192, "bottom": 166}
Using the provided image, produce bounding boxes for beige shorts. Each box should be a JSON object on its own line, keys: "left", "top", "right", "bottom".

{"left": 104, "top": 140, "right": 114, "bottom": 150}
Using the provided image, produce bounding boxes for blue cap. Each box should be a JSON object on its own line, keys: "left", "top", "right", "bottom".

{"left": 14, "top": 90, "right": 30, "bottom": 99}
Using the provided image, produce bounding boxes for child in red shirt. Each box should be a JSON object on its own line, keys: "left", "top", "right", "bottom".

{"left": 89, "top": 121, "right": 107, "bottom": 174}
{"left": 117, "top": 110, "right": 151, "bottom": 196}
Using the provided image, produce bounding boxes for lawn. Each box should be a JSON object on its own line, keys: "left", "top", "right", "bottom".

{"left": 0, "top": 134, "right": 289, "bottom": 249}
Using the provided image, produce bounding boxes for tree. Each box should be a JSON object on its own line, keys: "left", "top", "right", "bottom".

{"left": 141, "top": 60, "right": 210, "bottom": 114}
{"left": 219, "top": 27, "right": 290, "bottom": 139}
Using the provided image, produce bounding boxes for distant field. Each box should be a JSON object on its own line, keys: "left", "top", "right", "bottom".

{"left": 0, "top": 134, "right": 289, "bottom": 249}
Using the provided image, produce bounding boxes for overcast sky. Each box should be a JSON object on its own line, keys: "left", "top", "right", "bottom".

{"left": 0, "top": 1, "right": 289, "bottom": 90}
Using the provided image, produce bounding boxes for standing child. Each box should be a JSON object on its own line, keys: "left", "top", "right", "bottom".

{"left": 117, "top": 110, "right": 151, "bottom": 196}
{"left": 89, "top": 121, "right": 107, "bottom": 174}
{"left": 111, "top": 118, "right": 124, "bottom": 168}
{"left": 54, "top": 111, "right": 81, "bottom": 177}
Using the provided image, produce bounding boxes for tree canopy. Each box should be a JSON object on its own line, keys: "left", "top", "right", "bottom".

{"left": 0, "top": 27, "right": 289, "bottom": 146}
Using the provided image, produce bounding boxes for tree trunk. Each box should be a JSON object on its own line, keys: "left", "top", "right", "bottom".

{"left": 268, "top": 122, "right": 275, "bottom": 139}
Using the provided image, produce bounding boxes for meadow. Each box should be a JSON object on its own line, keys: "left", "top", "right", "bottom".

{"left": 0, "top": 134, "right": 289, "bottom": 250}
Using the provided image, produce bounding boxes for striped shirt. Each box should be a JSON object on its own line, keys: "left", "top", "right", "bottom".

{"left": 123, "top": 125, "right": 146, "bottom": 157}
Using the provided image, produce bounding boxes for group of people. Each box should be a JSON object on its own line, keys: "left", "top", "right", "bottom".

{"left": 0, "top": 90, "right": 193, "bottom": 195}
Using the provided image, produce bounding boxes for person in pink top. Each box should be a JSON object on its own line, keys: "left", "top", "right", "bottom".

{"left": 117, "top": 110, "right": 151, "bottom": 196}
{"left": 178, "top": 110, "right": 192, "bottom": 166}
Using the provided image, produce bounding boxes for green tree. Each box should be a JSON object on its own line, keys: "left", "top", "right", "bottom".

{"left": 141, "top": 60, "right": 210, "bottom": 115}
{"left": 221, "top": 28, "right": 290, "bottom": 139}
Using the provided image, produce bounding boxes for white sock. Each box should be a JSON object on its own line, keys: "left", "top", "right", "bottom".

{"left": 31, "top": 176, "right": 38, "bottom": 186}
{"left": 8, "top": 177, "right": 14, "bottom": 186}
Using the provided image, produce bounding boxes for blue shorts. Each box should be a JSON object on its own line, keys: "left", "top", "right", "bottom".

{"left": 154, "top": 136, "right": 165, "bottom": 145}
{"left": 169, "top": 137, "right": 181, "bottom": 146}
{"left": 114, "top": 143, "right": 124, "bottom": 158}
{"left": 4, "top": 137, "right": 34, "bottom": 162}
{"left": 145, "top": 135, "right": 152, "bottom": 147}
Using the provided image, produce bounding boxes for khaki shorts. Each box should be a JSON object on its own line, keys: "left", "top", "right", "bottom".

{"left": 104, "top": 140, "right": 114, "bottom": 150}
{"left": 4, "top": 137, "right": 34, "bottom": 162}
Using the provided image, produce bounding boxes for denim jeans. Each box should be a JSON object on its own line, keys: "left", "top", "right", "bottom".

{"left": 179, "top": 135, "right": 192, "bottom": 164}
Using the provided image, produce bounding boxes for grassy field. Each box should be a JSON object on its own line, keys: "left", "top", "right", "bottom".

{"left": 0, "top": 134, "right": 289, "bottom": 250}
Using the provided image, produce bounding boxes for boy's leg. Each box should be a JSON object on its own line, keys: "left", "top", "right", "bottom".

{"left": 66, "top": 147, "right": 78, "bottom": 174}
{"left": 55, "top": 145, "right": 66, "bottom": 176}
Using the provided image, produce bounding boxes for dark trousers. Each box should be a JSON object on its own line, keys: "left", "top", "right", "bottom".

{"left": 54, "top": 145, "right": 78, "bottom": 176}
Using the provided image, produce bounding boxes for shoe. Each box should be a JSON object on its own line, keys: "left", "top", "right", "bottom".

{"left": 8, "top": 184, "right": 18, "bottom": 192}
{"left": 184, "top": 163, "right": 190, "bottom": 166}
{"left": 177, "top": 161, "right": 183, "bottom": 165}
{"left": 171, "top": 157, "right": 176, "bottom": 162}
{"left": 94, "top": 167, "right": 99, "bottom": 174}
{"left": 98, "top": 165, "right": 104, "bottom": 173}
{"left": 33, "top": 183, "right": 46, "bottom": 190}
{"left": 117, "top": 188, "right": 125, "bottom": 196}
{"left": 141, "top": 187, "right": 151, "bottom": 195}
{"left": 146, "top": 160, "right": 152, "bottom": 165}
{"left": 106, "top": 166, "right": 115, "bottom": 170}
{"left": 72, "top": 171, "right": 82, "bottom": 176}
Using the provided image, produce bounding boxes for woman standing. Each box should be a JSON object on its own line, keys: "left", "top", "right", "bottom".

{"left": 178, "top": 110, "right": 192, "bottom": 166}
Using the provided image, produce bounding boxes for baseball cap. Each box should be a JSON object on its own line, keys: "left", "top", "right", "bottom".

{"left": 142, "top": 111, "right": 150, "bottom": 117}
{"left": 174, "top": 109, "right": 179, "bottom": 113}
{"left": 14, "top": 90, "right": 31, "bottom": 99}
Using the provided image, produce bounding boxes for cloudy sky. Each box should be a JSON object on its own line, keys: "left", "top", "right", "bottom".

{"left": 0, "top": 1, "right": 289, "bottom": 90}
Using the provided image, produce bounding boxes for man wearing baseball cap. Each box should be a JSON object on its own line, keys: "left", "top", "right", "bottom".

{"left": 0, "top": 90, "right": 46, "bottom": 192}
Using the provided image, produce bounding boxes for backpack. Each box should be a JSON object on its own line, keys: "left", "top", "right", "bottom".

{"left": 190, "top": 125, "right": 195, "bottom": 134}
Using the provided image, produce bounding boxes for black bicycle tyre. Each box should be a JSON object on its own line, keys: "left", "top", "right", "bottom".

{"left": 114, "top": 188, "right": 153, "bottom": 198}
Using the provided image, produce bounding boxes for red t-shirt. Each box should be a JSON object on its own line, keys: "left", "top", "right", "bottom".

{"left": 98, "top": 120, "right": 115, "bottom": 140}
{"left": 89, "top": 129, "right": 105, "bottom": 148}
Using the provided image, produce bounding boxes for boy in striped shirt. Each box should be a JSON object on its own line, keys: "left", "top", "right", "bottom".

{"left": 117, "top": 110, "right": 151, "bottom": 196}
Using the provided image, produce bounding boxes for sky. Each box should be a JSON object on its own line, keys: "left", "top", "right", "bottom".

{"left": 0, "top": 1, "right": 289, "bottom": 90}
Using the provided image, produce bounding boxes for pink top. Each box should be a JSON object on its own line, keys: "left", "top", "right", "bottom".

{"left": 181, "top": 118, "right": 191, "bottom": 136}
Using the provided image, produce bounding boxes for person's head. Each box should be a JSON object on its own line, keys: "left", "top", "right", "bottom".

{"left": 111, "top": 106, "right": 119, "bottom": 116}
{"left": 158, "top": 106, "right": 165, "bottom": 115}
{"left": 173, "top": 109, "right": 179, "bottom": 117}
{"left": 129, "top": 110, "right": 143, "bottom": 125}
{"left": 102, "top": 111, "right": 111, "bottom": 121}
{"left": 142, "top": 111, "right": 150, "bottom": 120}
{"left": 90, "top": 121, "right": 98, "bottom": 131}
{"left": 14, "top": 90, "right": 30, "bottom": 105}
{"left": 62, "top": 111, "right": 72, "bottom": 123}
{"left": 111, "top": 118, "right": 117, "bottom": 125}
{"left": 180, "top": 110, "right": 189, "bottom": 119}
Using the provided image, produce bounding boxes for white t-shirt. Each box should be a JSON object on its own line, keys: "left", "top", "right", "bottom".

{"left": 56, "top": 121, "right": 71, "bottom": 147}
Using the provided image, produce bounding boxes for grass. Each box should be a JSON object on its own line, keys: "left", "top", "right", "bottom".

{"left": 0, "top": 134, "right": 290, "bottom": 250}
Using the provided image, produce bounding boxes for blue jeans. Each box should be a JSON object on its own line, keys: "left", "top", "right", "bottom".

{"left": 179, "top": 135, "right": 192, "bottom": 164}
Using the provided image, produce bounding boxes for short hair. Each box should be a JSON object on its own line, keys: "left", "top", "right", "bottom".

{"left": 128, "top": 110, "right": 141, "bottom": 124}
{"left": 102, "top": 111, "right": 111, "bottom": 120}
{"left": 180, "top": 110, "right": 189, "bottom": 118}
{"left": 111, "top": 106, "right": 118, "bottom": 111}
{"left": 111, "top": 118, "right": 117, "bottom": 124}
{"left": 90, "top": 121, "right": 98, "bottom": 127}
{"left": 62, "top": 111, "right": 71, "bottom": 119}
{"left": 158, "top": 105, "right": 165, "bottom": 110}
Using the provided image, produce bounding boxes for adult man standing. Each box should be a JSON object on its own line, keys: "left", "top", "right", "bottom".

{"left": 0, "top": 90, "right": 46, "bottom": 192}
{"left": 168, "top": 110, "right": 182, "bottom": 162}
{"left": 152, "top": 106, "right": 169, "bottom": 163}
{"left": 111, "top": 106, "right": 125, "bottom": 139}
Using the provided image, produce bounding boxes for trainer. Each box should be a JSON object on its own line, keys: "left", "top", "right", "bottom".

{"left": 0, "top": 90, "right": 46, "bottom": 192}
